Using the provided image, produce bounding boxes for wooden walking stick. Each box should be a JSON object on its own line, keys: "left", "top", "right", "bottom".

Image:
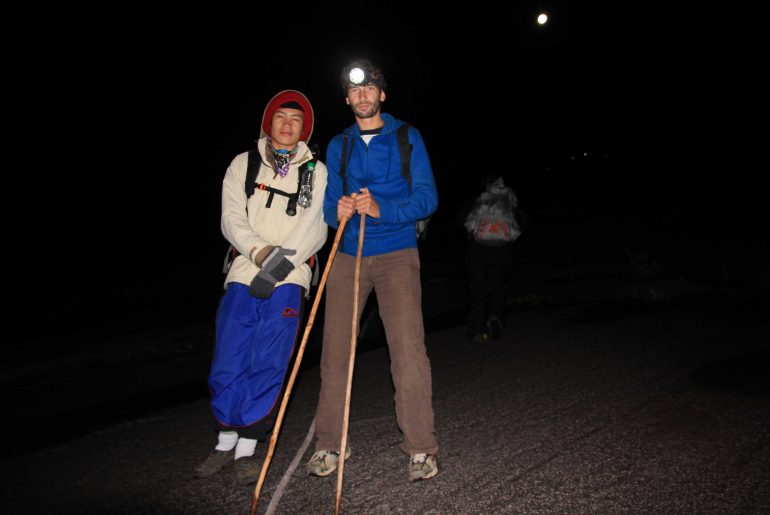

{"left": 250, "top": 217, "right": 350, "bottom": 515}
{"left": 334, "top": 213, "right": 366, "bottom": 515}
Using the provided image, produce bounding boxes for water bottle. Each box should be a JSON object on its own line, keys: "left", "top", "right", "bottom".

{"left": 297, "top": 161, "right": 314, "bottom": 208}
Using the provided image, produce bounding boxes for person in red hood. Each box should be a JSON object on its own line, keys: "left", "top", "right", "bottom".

{"left": 194, "top": 90, "right": 328, "bottom": 485}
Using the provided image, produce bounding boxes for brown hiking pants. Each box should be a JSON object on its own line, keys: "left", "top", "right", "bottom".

{"left": 314, "top": 248, "right": 439, "bottom": 456}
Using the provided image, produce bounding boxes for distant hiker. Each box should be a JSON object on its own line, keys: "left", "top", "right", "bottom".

{"left": 460, "top": 174, "right": 521, "bottom": 342}
{"left": 195, "top": 90, "right": 328, "bottom": 485}
{"left": 306, "top": 59, "right": 440, "bottom": 482}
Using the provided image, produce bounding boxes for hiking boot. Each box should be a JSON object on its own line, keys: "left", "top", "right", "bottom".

{"left": 194, "top": 449, "right": 234, "bottom": 478}
{"left": 408, "top": 453, "right": 438, "bottom": 481}
{"left": 487, "top": 316, "right": 503, "bottom": 340}
{"left": 234, "top": 456, "right": 260, "bottom": 485}
{"left": 305, "top": 447, "right": 352, "bottom": 477}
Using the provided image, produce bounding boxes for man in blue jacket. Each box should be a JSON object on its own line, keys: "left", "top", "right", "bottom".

{"left": 306, "top": 59, "right": 439, "bottom": 481}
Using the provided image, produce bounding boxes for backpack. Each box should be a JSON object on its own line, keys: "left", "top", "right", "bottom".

{"left": 464, "top": 181, "right": 521, "bottom": 246}
{"left": 339, "top": 123, "right": 430, "bottom": 240}
{"left": 245, "top": 145, "right": 319, "bottom": 215}
{"left": 222, "top": 146, "right": 320, "bottom": 288}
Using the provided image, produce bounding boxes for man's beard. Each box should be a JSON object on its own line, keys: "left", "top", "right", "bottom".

{"left": 352, "top": 99, "right": 381, "bottom": 119}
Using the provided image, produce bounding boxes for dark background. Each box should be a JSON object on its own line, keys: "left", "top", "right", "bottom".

{"left": 5, "top": 2, "right": 764, "bottom": 343}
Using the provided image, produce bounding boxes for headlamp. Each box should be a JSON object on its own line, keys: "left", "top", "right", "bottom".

{"left": 348, "top": 67, "right": 366, "bottom": 86}
{"left": 341, "top": 60, "right": 386, "bottom": 93}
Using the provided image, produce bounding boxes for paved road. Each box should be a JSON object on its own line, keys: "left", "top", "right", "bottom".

{"left": 1, "top": 295, "right": 768, "bottom": 514}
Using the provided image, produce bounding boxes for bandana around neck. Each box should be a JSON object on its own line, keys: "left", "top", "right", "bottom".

{"left": 266, "top": 137, "right": 298, "bottom": 178}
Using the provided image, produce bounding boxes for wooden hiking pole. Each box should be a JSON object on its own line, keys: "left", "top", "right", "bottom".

{"left": 334, "top": 213, "right": 366, "bottom": 515}
{"left": 250, "top": 217, "right": 350, "bottom": 515}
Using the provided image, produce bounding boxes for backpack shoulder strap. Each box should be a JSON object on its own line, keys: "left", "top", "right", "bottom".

{"left": 339, "top": 126, "right": 411, "bottom": 191}
{"left": 245, "top": 149, "right": 262, "bottom": 199}
{"left": 339, "top": 132, "right": 350, "bottom": 196}
{"left": 396, "top": 123, "right": 412, "bottom": 189}
{"left": 290, "top": 144, "right": 319, "bottom": 215}
{"left": 304, "top": 143, "right": 320, "bottom": 172}
{"left": 297, "top": 153, "right": 315, "bottom": 182}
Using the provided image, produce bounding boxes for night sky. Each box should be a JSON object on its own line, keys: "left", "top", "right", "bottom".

{"left": 7, "top": 3, "right": 762, "bottom": 339}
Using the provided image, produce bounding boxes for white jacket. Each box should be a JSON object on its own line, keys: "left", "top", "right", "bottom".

{"left": 221, "top": 139, "right": 328, "bottom": 290}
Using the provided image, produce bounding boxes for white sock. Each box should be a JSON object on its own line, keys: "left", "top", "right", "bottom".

{"left": 215, "top": 431, "right": 238, "bottom": 452}
{"left": 235, "top": 437, "right": 258, "bottom": 459}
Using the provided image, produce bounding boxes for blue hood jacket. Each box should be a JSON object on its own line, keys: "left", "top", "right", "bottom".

{"left": 324, "top": 113, "right": 438, "bottom": 256}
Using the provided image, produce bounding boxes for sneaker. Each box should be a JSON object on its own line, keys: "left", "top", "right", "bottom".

{"left": 234, "top": 456, "right": 260, "bottom": 485}
{"left": 194, "top": 449, "right": 234, "bottom": 478}
{"left": 305, "top": 447, "right": 352, "bottom": 477}
{"left": 487, "top": 316, "right": 503, "bottom": 340}
{"left": 408, "top": 453, "right": 438, "bottom": 481}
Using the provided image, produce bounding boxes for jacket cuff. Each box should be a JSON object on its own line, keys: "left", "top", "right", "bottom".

{"left": 252, "top": 245, "right": 276, "bottom": 266}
